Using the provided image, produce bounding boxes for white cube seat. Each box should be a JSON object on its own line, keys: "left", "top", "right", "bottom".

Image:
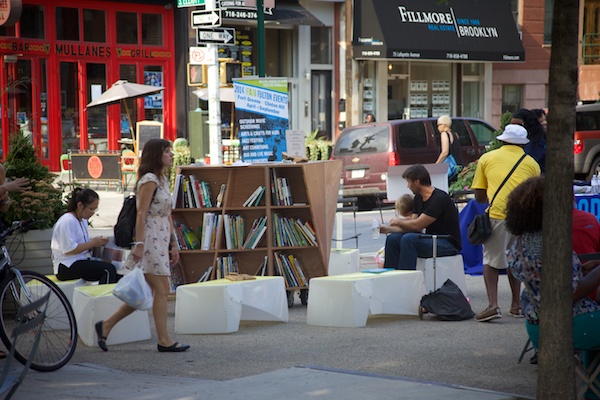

{"left": 307, "top": 270, "right": 426, "bottom": 328}
{"left": 46, "top": 275, "right": 98, "bottom": 305}
{"left": 73, "top": 284, "right": 151, "bottom": 347}
{"left": 416, "top": 254, "right": 468, "bottom": 297}
{"left": 175, "top": 276, "right": 288, "bottom": 334}
{"left": 328, "top": 248, "right": 360, "bottom": 275}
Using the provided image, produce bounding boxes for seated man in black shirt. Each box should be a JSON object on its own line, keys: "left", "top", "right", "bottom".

{"left": 380, "top": 164, "right": 461, "bottom": 270}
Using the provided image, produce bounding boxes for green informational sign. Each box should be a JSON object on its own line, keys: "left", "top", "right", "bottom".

{"left": 177, "top": 0, "right": 205, "bottom": 7}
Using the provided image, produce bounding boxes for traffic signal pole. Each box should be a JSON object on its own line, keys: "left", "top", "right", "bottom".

{"left": 206, "top": 0, "right": 222, "bottom": 164}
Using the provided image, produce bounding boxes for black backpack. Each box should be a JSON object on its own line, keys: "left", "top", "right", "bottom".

{"left": 114, "top": 195, "right": 137, "bottom": 248}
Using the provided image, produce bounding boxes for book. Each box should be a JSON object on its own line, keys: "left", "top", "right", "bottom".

{"left": 172, "top": 174, "right": 183, "bottom": 208}
{"left": 243, "top": 185, "right": 264, "bottom": 207}
{"left": 189, "top": 175, "right": 202, "bottom": 208}
{"left": 197, "top": 265, "right": 213, "bottom": 283}
{"left": 216, "top": 183, "right": 226, "bottom": 207}
{"left": 253, "top": 186, "right": 266, "bottom": 206}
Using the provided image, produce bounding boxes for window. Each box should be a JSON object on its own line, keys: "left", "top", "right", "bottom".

{"left": 544, "top": 0, "right": 554, "bottom": 44}
{"left": 311, "top": 27, "right": 331, "bottom": 64}
{"left": 0, "top": 25, "right": 16, "bottom": 37}
{"left": 21, "top": 5, "right": 45, "bottom": 39}
{"left": 332, "top": 126, "right": 389, "bottom": 155}
{"left": 142, "top": 14, "right": 162, "bottom": 45}
{"left": 56, "top": 7, "right": 79, "bottom": 41}
{"left": 502, "top": 85, "right": 523, "bottom": 114}
{"left": 83, "top": 9, "right": 106, "bottom": 43}
{"left": 469, "top": 120, "right": 496, "bottom": 147}
{"left": 117, "top": 12, "right": 138, "bottom": 44}
{"left": 396, "top": 122, "right": 427, "bottom": 148}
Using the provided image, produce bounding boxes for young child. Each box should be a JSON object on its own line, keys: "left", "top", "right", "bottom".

{"left": 375, "top": 194, "right": 414, "bottom": 267}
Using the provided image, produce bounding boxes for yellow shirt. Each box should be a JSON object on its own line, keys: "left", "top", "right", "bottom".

{"left": 471, "top": 145, "right": 541, "bottom": 219}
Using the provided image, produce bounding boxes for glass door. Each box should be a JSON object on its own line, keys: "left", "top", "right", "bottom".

{"left": 86, "top": 63, "right": 107, "bottom": 151}
{"left": 60, "top": 62, "right": 80, "bottom": 152}
{"left": 311, "top": 71, "right": 332, "bottom": 139}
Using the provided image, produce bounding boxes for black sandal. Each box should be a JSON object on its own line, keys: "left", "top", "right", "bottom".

{"left": 157, "top": 342, "right": 190, "bottom": 353}
{"left": 95, "top": 321, "right": 108, "bottom": 352}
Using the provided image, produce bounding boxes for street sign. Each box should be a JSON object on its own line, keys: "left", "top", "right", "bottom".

{"left": 191, "top": 9, "right": 222, "bottom": 28}
{"left": 177, "top": 0, "right": 205, "bottom": 7}
{"left": 196, "top": 28, "right": 236, "bottom": 46}
{"left": 189, "top": 46, "right": 216, "bottom": 65}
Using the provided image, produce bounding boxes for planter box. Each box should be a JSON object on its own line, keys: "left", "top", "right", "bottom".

{"left": 11, "top": 229, "right": 53, "bottom": 275}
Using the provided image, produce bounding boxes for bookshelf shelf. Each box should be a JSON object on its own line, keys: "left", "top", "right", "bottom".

{"left": 173, "top": 161, "right": 342, "bottom": 288}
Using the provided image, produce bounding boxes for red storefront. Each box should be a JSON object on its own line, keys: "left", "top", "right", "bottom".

{"left": 0, "top": 0, "right": 176, "bottom": 171}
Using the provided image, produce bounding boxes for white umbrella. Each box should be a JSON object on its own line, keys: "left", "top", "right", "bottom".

{"left": 86, "top": 80, "right": 164, "bottom": 153}
{"left": 193, "top": 87, "right": 235, "bottom": 103}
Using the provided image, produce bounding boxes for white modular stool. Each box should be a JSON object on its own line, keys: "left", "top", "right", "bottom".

{"left": 175, "top": 276, "right": 289, "bottom": 334}
{"left": 307, "top": 270, "right": 426, "bottom": 328}
{"left": 73, "top": 284, "right": 151, "bottom": 347}
{"left": 47, "top": 275, "right": 99, "bottom": 304}
{"left": 328, "top": 248, "right": 360, "bottom": 275}
{"left": 416, "top": 254, "right": 468, "bottom": 297}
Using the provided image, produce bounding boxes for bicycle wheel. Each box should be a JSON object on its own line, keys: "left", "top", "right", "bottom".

{"left": 0, "top": 270, "right": 77, "bottom": 372}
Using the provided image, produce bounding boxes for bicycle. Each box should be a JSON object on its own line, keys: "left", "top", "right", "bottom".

{"left": 0, "top": 219, "right": 77, "bottom": 372}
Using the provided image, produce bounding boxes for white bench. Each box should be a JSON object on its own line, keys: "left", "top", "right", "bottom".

{"left": 175, "top": 276, "right": 289, "bottom": 334}
{"left": 73, "top": 284, "right": 151, "bottom": 347}
{"left": 306, "top": 270, "right": 426, "bottom": 328}
{"left": 46, "top": 275, "right": 98, "bottom": 305}
{"left": 328, "top": 248, "right": 360, "bottom": 275}
{"left": 416, "top": 254, "right": 468, "bottom": 297}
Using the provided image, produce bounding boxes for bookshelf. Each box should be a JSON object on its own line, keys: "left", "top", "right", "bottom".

{"left": 172, "top": 161, "right": 342, "bottom": 301}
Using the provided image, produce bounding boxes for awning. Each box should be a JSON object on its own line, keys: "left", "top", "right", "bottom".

{"left": 221, "top": 1, "right": 324, "bottom": 27}
{"left": 353, "top": 0, "right": 525, "bottom": 62}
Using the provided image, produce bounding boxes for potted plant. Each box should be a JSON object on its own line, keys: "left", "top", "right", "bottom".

{"left": 2, "top": 131, "right": 68, "bottom": 274}
{"left": 305, "top": 130, "right": 333, "bottom": 161}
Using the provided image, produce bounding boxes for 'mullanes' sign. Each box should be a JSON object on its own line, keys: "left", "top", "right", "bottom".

{"left": 178, "top": 0, "right": 205, "bottom": 7}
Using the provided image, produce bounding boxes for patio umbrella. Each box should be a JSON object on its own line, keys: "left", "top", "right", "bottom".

{"left": 86, "top": 80, "right": 164, "bottom": 153}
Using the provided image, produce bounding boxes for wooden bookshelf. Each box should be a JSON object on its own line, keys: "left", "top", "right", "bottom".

{"left": 172, "top": 161, "right": 342, "bottom": 296}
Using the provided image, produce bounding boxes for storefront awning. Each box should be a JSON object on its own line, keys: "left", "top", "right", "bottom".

{"left": 353, "top": 0, "right": 525, "bottom": 62}
{"left": 269, "top": 1, "right": 324, "bottom": 27}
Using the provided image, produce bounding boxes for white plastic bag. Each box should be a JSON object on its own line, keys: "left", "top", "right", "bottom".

{"left": 113, "top": 267, "right": 153, "bottom": 310}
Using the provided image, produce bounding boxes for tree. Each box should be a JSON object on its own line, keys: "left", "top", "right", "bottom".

{"left": 539, "top": 0, "right": 580, "bottom": 398}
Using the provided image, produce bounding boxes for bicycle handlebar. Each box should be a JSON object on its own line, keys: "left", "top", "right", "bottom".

{"left": 0, "top": 219, "right": 37, "bottom": 242}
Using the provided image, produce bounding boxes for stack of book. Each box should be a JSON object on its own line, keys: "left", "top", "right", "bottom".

{"left": 223, "top": 214, "right": 245, "bottom": 249}
{"left": 242, "top": 185, "right": 266, "bottom": 207}
{"left": 242, "top": 216, "right": 268, "bottom": 249}
{"left": 273, "top": 251, "right": 308, "bottom": 288}
{"left": 172, "top": 174, "right": 219, "bottom": 208}
{"left": 270, "top": 170, "right": 293, "bottom": 206}
{"left": 215, "top": 254, "right": 239, "bottom": 279}
{"left": 200, "top": 212, "right": 223, "bottom": 250}
{"left": 173, "top": 219, "right": 200, "bottom": 250}
{"left": 197, "top": 266, "right": 213, "bottom": 282}
{"left": 272, "top": 213, "right": 317, "bottom": 247}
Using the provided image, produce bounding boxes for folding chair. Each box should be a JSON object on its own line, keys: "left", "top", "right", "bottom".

{"left": 120, "top": 150, "right": 139, "bottom": 192}
{"left": 575, "top": 349, "right": 600, "bottom": 400}
{"left": 59, "top": 153, "right": 71, "bottom": 184}
{"left": 332, "top": 196, "right": 360, "bottom": 248}
{"left": 0, "top": 291, "right": 50, "bottom": 399}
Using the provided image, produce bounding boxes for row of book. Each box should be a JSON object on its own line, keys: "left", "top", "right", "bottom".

{"left": 272, "top": 213, "right": 317, "bottom": 247}
{"left": 173, "top": 219, "right": 200, "bottom": 250}
{"left": 223, "top": 215, "right": 268, "bottom": 249}
{"left": 270, "top": 169, "right": 294, "bottom": 206}
{"left": 172, "top": 174, "right": 226, "bottom": 209}
{"left": 200, "top": 212, "right": 223, "bottom": 250}
{"left": 215, "top": 254, "right": 240, "bottom": 279}
{"left": 274, "top": 251, "right": 308, "bottom": 288}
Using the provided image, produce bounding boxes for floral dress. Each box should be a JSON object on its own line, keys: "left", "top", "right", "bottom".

{"left": 121, "top": 173, "right": 172, "bottom": 276}
{"left": 507, "top": 230, "right": 600, "bottom": 325}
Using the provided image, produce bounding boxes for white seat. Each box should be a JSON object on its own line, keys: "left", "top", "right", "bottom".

{"left": 328, "top": 248, "right": 360, "bottom": 275}
{"left": 416, "top": 254, "right": 468, "bottom": 297}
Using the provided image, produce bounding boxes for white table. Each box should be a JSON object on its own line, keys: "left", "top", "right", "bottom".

{"left": 416, "top": 254, "right": 468, "bottom": 297}
{"left": 73, "top": 284, "right": 151, "bottom": 347}
{"left": 307, "top": 270, "right": 426, "bottom": 328}
{"left": 175, "top": 276, "right": 289, "bottom": 334}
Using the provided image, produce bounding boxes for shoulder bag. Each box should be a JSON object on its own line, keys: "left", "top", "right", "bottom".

{"left": 467, "top": 153, "right": 527, "bottom": 246}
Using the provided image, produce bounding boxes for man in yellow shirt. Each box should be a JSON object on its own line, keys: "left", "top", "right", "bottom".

{"left": 471, "top": 124, "right": 541, "bottom": 322}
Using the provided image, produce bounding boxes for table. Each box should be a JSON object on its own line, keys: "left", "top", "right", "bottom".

{"left": 306, "top": 270, "right": 426, "bottom": 328}
{"left": 174, "top": 276, "right": 289, "bottom": 334}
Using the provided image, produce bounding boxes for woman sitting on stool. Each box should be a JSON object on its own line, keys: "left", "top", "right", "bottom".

{"left": 51, "top": 188, "right": 119, "bottom": 284}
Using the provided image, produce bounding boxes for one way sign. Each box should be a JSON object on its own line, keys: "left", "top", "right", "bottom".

{"left": 197, "top": 28, "right": 236, "bottom": 45}
{"left": 191, "top": 9, "right": 221, "bottom": 28}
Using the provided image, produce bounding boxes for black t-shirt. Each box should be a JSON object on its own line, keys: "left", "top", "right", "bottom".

{"left": 413, "top": 188, "right": 462, "bottom": 251}
{"left": 448, "top": 131, "right": 463, "bottom": 165}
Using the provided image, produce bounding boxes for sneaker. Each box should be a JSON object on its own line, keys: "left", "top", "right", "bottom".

{"left": 509, "top": 307, "right": 525, "bottom": 318}
{"left": 475, "top": 307, "right": 502, "bottom": 322}
{"left": 530, "top": 351, "right": 538, "bottom": 365}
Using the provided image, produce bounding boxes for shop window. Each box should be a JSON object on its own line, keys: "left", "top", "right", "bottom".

{"left": 144, "top": 66, "right": 163, "bottom": 122}
{"left": 60, "top": 62, "right": 80, "bottom": 152}
{"left": 56, "top": 7, "right": 79, "bottom": 41}
{"left": 119, "top": 65, "right": 137, "bottom": 139}
{"left": 502, "top": 84, "right": 523, "bottom": 114}
{"left": 544, "top": 0, "right": 554, "bottom": 44}
{"left": 311, "top": 27, "right": 331, "bottom": 65}
{"left": 83, "top": 9, "right": 106, "bottom": 43}
{"left": 142, "top": 14, "right": 162, "bottom": 46}
{"left": 21, "top": 4, "right": 45, "bottom": 39}
{"left": 87, "top": 64, "right": 107, "bottom": 150}
{"left": 117, "top": 12, "right": 138, "bottom": 44}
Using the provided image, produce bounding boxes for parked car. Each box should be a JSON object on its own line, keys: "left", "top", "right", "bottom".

{"left": 331, "top": 117, "right": 496, "bottom": 209}
{"left": 574, "top": 103, "right": 600, "bottom": 180}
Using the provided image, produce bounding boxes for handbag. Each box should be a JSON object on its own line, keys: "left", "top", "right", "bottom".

{"left": 113, "top": 267, "right": 153, "bottom": 311}
{"left": 444, "top": 154, "right": 460, "bottom": 180}
{"left": 467, "top": 153, "right": 527, "bottom": 246}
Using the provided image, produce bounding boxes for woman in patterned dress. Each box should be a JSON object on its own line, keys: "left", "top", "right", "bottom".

{"left": 95, "top": 139, "right": 189, "bottom": 353}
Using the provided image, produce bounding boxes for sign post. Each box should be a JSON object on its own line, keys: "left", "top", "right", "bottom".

{"left": 204, "top": 0, "right": 222, "bottom": 165}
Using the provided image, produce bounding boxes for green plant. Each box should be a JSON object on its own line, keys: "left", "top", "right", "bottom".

{"left": 305, "top": 130, "right": 332, "bottom": 161}
{"left": 170, "top": 138, "right": 191, "bottom": 191}
{"left": 3, "top": 131, "right": 68, "bottom": 229}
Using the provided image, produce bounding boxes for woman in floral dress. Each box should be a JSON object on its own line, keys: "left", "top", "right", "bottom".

{"left": 95, "top": 139, "right": 189, "bottom": 353}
